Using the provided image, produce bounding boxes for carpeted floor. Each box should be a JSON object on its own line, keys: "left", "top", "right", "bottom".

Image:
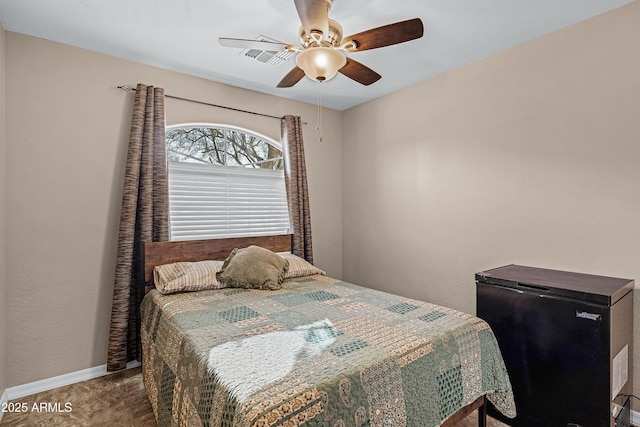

{"left": 0, "top": 367, "right": 155, "bottom": 427}
{"left": 0, "top": 367, "right": 508, "bottom": 426}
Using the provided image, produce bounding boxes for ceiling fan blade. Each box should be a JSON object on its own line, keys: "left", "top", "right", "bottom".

{"left": 342, "top": 18, "right": 424, "bottom": 52}
{"left": 277, "top": 66, "right": 306, "bottom": 88}
{"left": 338, "top": 58, "right": 381, "bottom": 86}
{"left": 219, "top": 37, "right": 295, "bottom": 52}
{"left": 294, "top": 0, "right": 329, "bottom": 38}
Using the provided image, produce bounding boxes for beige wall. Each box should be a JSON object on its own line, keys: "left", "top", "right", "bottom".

{"left": 0, "top": 21, "right": 7, "bottom": 396}
{"left": 4, "top": 33, "right": 342, "bottom": 387}
{"left": 343, "top": 0, "right": 640, "bottom": 410}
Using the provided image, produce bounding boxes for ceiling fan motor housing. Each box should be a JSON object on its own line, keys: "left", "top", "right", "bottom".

{"left": 299, "top": 19, "right": 343, "bottom": 48}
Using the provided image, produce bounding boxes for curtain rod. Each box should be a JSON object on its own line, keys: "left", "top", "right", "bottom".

{"left": 117, "top": 85, "right": 306, "bottom": 123}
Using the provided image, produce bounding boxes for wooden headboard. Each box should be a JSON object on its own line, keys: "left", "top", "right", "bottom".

{"left": 142, "top": 234, "right": 293, "bottom": 288}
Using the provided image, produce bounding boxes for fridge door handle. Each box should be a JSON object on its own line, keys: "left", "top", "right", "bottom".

{"left": 515, "top": 282, "right": 550, "bottom": 293}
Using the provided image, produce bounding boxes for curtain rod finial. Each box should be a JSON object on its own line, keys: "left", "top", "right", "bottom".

{"left": 117, "top": 85, "right": 134, "bottom": 92}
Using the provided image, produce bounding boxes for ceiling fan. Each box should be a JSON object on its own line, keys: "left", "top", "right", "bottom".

{"left": 219, "top": 0, "right": 424, "bottom": 88}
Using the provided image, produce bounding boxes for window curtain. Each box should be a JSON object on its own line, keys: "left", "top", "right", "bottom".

{"left": 281, "top": 115, "right": 313, "bottom": 263}
{"left": 107, "top": 84, "right": 169, "bottom": 372}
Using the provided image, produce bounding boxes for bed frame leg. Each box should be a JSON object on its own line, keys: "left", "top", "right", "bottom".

{"left": 478, "top": 397, "right": 487, "bottom": 427}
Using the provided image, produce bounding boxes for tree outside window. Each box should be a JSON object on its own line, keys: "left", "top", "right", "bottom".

{"left": 166, "top": 126, "right": 283, "bottom": 170}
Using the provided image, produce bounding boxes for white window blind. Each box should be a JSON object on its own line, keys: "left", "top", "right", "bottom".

{"left": 168, "top": 160, "right": 291, "bottom": 241}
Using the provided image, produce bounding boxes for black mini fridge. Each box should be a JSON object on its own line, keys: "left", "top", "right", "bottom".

{"left": 476, "top": 265, "right": 634, "bottom": 427}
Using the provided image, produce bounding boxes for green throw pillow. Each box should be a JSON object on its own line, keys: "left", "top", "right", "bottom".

{"left": 216, "top": 245, "right": 289, "bottom": 290}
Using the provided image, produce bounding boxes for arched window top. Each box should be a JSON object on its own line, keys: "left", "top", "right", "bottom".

{"left": 166, "top": 123, "right": 283, "bottom": 170}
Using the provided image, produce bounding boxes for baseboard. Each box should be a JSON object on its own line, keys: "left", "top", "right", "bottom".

{"left": 2, "top": 360, "right": 140, "bottom": 403}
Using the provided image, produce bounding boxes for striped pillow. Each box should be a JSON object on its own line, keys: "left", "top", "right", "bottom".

{"left": 154, "top": 260, "right": 225, "bottom": 294}
{"left": 281, "top": 254, "right": 326, "bottom": 279}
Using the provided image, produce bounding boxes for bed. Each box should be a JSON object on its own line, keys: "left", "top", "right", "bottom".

{"left": 140, "top": 234, "right": 515, "bottom": 427}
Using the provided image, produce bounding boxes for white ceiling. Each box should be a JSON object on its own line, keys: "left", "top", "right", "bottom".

{"left": 0, "top": 0, "right": 634, "bottom": 110}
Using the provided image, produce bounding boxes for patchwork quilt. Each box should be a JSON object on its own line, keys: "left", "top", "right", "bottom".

{"left": 141, "top": 275, "right": 515, "bottom": 427}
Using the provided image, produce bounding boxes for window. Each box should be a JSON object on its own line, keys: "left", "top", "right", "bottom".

{"left": 166, "top": 124, "right": 290, "bottom": 241}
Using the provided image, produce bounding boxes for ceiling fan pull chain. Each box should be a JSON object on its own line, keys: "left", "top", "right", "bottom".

{"left": 316, "top": 83, "right": 324, "bottom": 143}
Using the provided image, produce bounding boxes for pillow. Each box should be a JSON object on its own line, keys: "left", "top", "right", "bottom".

{"left": 217, "top": 245, "right": 289, "bottom": 290}
{"left": 281, "top": 254, "right": 326, "bottom": 279}
{"left": 154, "top": 260, "right": 225, "bottom": 294}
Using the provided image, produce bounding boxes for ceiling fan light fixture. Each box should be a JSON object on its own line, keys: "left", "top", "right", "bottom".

{"left": 295, "top": 47, "right": 346, "bottom": 82}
